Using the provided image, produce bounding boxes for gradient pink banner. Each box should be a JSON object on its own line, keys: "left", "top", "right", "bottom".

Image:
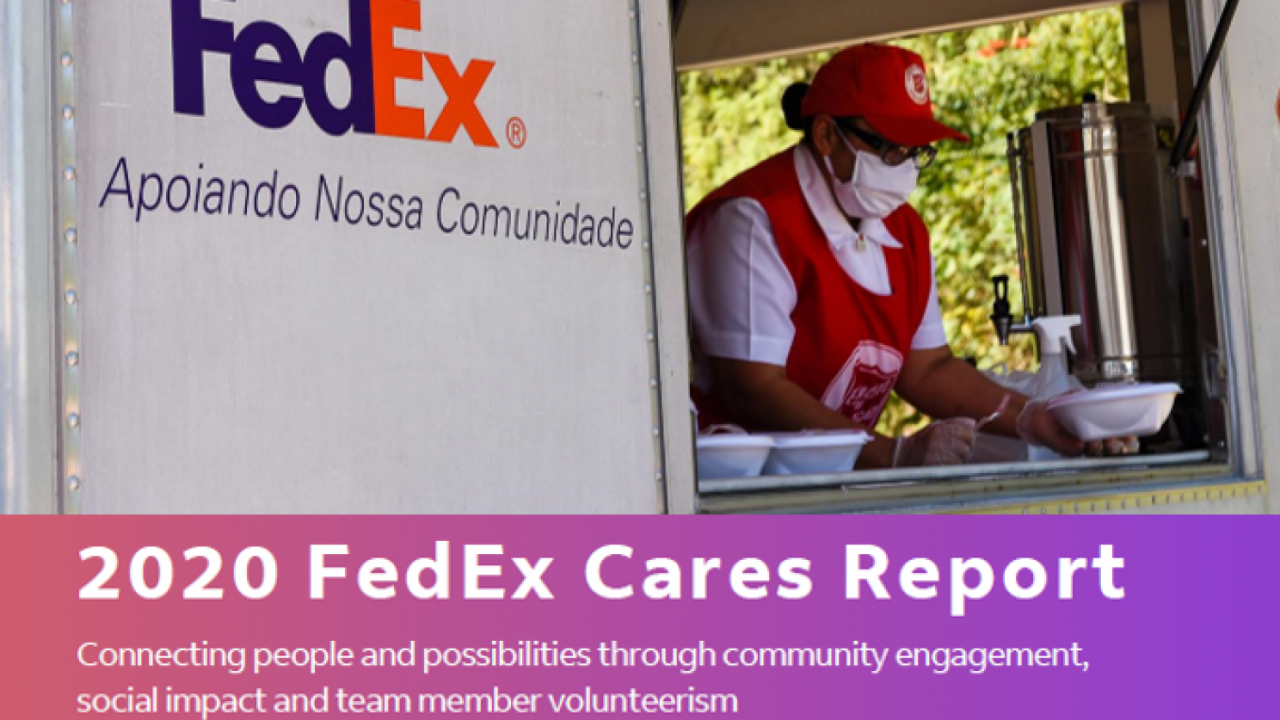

{"left": 1, "top": 516, "right": 1275, "bottom": 718}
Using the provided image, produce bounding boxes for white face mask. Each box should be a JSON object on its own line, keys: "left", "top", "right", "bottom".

{"left": 823, "top": 132, "right": 919, "bottom": 219}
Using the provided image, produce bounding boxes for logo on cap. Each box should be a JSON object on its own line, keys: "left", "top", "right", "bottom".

{"left": 905, "top": 65, "right": 929, "bottom": 106}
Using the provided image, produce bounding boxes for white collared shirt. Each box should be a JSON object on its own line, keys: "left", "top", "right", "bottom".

{"left": 687, "top": 145, "right": 947, "bottom": 372}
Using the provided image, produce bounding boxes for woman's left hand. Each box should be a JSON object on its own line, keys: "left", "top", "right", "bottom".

{"left": 892, "top": 418, "right": 978, "bottom": 467}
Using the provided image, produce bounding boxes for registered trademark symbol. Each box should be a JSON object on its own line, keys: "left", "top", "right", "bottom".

{"left": 507, "top": 117, "right": 527, "bottom": 149}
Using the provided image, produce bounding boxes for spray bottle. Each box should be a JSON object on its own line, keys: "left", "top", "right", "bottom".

{"left": 1028, "top": 316, "right": 1084, "bottom": 460}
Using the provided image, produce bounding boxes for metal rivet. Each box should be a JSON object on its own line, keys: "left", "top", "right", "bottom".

{"left": 68, "top": 476, "right": 81, "bottom": 492}
{"left": 68, "top": 413, "right": 80, "bottom": 429}
{"left": 643, "top": 242, "right": 651, "bottom": 250}
{"left": 65, "top": 227, "right": 78, "bottom": 243}
{"left": 629, "top": 10, "right": 636, "bottom": 19}
{"left": 67, "top": 351, "right": 79, "bottom": 367}
{"left": 649, "top": 379, "right": 658, "bottom": 388}
{"left": 1200, "top": 238, "right": 1209, "bottom": 247}
{"left": 63, "top": 104, "right": 74, "bottom": 120}
{"left": 644, "top": 284, "right": 653, "bottom": 294}
{"left": 61, "top": 52, "right": 73, "bottom": 68}
{"left": 652, "top": 427, "right": 661, "bottom": 437}
{"left": 655, "top": 473, "right": 663, "bottom": 481}
{"left": 634, "top": 99, "right": 642, "bottom": 108}
{"left": 65, "top": 289, "right": 78, "bottom": 305}
{"left": 631, "top": 54, "right": 639, "bottom": 64}
{"left": 636, "top": 145, "right": 644, "bottom": 154}
{"left": 646, "top": 333, "right": 655, "bottom": 342}
{"left": 64, "top": 166, "right": 76, "bottom": 181}
{"left": 639, "top": 191, "right": 647, "bottom": 200}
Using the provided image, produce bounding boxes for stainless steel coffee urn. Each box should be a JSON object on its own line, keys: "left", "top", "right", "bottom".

{"left": 992, "top": 99, "right": 1198, "bottom": 391}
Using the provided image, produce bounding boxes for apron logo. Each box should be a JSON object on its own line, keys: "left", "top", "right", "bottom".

{"left": 820, "top": 341, "right": 904, "bottom": 429}
{"left": 905, "top": 65, "right": 929, "bottom": 106}
{"left": 171, "top": 0, "right": 503, "bottom": 148}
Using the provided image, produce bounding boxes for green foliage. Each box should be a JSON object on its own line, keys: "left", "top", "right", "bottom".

{"left": 679, "top": 8, "right": 1130, "bottom": 435}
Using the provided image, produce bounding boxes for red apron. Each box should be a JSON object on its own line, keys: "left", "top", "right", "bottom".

{"left": 688, "top": 149, "right": 934, "bottom": 431}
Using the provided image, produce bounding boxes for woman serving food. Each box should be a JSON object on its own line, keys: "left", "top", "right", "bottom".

{"left": 686, "top": 44, "right": 1135, "bottom": 468}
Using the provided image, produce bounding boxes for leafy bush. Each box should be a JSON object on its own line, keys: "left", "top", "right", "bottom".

{"left": 680, "top": 8, "right": 1130, "bottom": 435}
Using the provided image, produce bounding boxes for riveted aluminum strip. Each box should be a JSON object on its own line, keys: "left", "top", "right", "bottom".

{"left": 634, "top": 0, "right": 697, "bottom": 513}
{"left": 54, "top": 0, "right": 81, "bottom": 514}
{"left": 628, "top": 0, "right": 669, "bottom": 508}
{"left": 945, "top": 480, "right": 1267, "bottom": 515}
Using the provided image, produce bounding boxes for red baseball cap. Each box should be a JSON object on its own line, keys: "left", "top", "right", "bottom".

{"left": 801, "top": 44, "right": 969, "bottom": 146}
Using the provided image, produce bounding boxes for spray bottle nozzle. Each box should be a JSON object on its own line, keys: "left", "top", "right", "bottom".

{"left": 1032, "top": 315, "right": 1082, "bottom": 356}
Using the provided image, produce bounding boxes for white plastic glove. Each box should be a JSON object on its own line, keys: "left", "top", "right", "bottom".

{"left": 892, "top": 418, "right": 977, "bottom": 468}
{"left": 1016, "top": 399, "right": 1140, "bottom": 456}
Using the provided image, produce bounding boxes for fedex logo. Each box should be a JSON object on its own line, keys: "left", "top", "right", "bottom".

{"left": 172, "top": 0, "right": 505, "bottom": 147}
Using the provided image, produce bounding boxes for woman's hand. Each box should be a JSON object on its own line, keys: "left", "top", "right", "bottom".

{"left": 1016, "top": 400, "right": 1139, "bottom": 456}
{"left": 892, "top": 418, "right": 978, "bottom": 467}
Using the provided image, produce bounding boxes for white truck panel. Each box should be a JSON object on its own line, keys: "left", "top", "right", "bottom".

{"left": 72, "top": 0, "right": 667, "bottom": 513}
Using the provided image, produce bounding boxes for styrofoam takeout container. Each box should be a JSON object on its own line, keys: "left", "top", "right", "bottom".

{"left": 762, "top": 430, "right": 873, "bottom": 476}
{"left": 1047, "top": 383, "right": 1181, "bottom": 441}
{"left": 696, "top": 434, "right": 776, "bottom": 480}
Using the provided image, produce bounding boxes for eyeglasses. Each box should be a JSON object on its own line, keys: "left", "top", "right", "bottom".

{"left": 838, "top": 122, "right": 938, "bottom": 170}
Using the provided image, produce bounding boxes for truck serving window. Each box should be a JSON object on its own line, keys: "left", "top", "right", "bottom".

{"left": 676, "top": 2, "right": 1249, "bottom": 513}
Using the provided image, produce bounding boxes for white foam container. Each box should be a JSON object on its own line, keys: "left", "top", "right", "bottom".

{"left": 762, "top": 430, "right": 872, "bottom": 476}
{"left": 1048, "top": 383, "right": 1181, "bottom": 441}
{"left": 696, "top": 435, "right": 776, "bottom": 480}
